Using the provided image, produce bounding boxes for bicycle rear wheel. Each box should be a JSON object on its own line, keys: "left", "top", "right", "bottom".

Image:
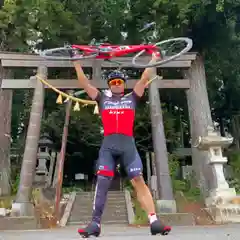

{"left": 131, "top": 37, "right": 193, "bottom": 68}
{"left": 40, "top": 46, "right": 98, "bottom": 60}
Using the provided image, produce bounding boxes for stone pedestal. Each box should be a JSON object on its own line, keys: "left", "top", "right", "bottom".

{"left": 205, "top": 153, "right": 236, "bottom": 206}
{"left": 36, "top": 155, "right": 48, "bottom": 175}
{"left": 11, "top": 202, "right": 34, "bottom": 217}
{"left": 156, "top": 200, "right": 177, "bottom": 213}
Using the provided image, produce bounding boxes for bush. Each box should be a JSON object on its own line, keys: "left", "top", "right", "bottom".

{"left": 62, "top": 185, "right": 83, "bottom": 194}
{"left": 0, "top": 196, "right": 14, "bottom": 209}
{"left": 132, "top": 198, "right": 148, "bottom": 224}
{"left": 11, "top": 173, "right": 20, "bottom": 195}
{"left": 227, "top": 150, "right": 240, "bottom": 193}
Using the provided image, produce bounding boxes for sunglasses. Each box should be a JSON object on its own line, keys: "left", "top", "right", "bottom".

{"left": 108, "top": 79, "right": 125, "bottom": 86}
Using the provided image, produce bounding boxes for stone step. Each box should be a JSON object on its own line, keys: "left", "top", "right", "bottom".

{"left": 68, "top": 219, "right": 128, "bottom": 225}
{"left": 70, "top": 206, "right": 127, "bottom": 218}
{"left": 72, "top": 205, "right": 127, "bottom": 212}
{"left": 206, "top": 206, "right": 240, "bottom": 223}
{"left": 74, "top": 198, "right": 126, "bottom": 202}
{"left": 70, "top": 208, "right": 127, "bottom": 216}
{"left": 69, "top": 213, "right": 128, "bottom": 223}
{"left": 229, "top": 196, "right": 240, "bottom": 204}
{"left": 76, "top": 191, "right": 125, "bottom": 197}
{"left": 0, "top": 217, "right": 39, "bottom": 230}
{"left": 71, "top": 201, "right": 126, "bottom": 209}
{"left": 75, "top": 196, "right": 126, "bottom": 201}
{"left": 75, "top": 199, "right": 126, "bottom": 203}
{"left": 71, "top": 212, "right": 128, "bottom": 219}
{"left": 77, "top": 190, "right": 124, "bottom": 193}
{"left": 68, "top": 191, "right": 128, "bottom": 225}
{"left": 73, "top": 201, "right": 126, "bottom": 206}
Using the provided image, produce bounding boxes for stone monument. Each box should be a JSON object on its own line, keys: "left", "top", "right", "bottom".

{"left": 35, "top": 133, "right": 56, "bottom": 187}
{"left": 195, "top": 126, "right": 240, "bottom": 223}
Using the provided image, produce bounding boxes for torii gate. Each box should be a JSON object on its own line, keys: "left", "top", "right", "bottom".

{"left": 0, "top": 51, "right": 235, "bottom": 217}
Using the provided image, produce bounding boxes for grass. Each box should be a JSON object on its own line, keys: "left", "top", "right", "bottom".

{"left": 0, "top": 196, "right": 15, "bottom": 209}
{"left": 132, "top": 197, "right": 148, "bottom": 225}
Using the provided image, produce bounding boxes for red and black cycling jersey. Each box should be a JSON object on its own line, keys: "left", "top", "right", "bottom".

{"left": 96, "top": 90, "right": 140, "bottom": 136}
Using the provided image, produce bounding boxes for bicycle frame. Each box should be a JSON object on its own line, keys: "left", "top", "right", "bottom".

{"left": 71, "top": 44, "right": 159, "bottom": 59}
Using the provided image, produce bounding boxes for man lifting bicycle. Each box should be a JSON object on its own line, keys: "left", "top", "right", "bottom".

{"left": 73, "top": 54, "right": 171, "bottom": 238}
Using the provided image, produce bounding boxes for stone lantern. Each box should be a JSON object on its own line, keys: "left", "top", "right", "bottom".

{"left": 195, "top": 126, "right": 236, "bottom": 207}
{"left": 36, "top": 133, "right": 54, "bottom": 179}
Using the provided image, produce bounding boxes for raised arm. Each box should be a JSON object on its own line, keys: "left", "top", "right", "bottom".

{"left": 133, "top": 54, "right": 159, "bottom": 97}
{"left": 73, "top": 61, "right": 99, "bottom": 100}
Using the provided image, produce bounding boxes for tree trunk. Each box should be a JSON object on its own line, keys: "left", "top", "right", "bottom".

{"left": 219, "top": 117, "right": 226, "bottom": 137}
{"left": 0, "top": 65, "right": 12, "bottom": 196}
{"left": 184, "top": 55, "right": 214, "bottom": 196}
{"left": 231, "top": 115, "right": 240, "bottom": 149}
{"left": 14, "top": 67, "right": 46, "bottom": 216}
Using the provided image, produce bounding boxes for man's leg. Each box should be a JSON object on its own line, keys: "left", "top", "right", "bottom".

{"left": 123, "top": 147, "right": 171, "bottom": 235}
{"left": 78, "top": 149, "right": 115, "bottom": 237}
{"left": 92, "top": 157, "right": 114, "bottom": 224}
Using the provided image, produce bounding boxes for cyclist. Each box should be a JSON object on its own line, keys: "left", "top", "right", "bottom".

{"left": 72, "top": 54, "right": 171, "bottom": 237}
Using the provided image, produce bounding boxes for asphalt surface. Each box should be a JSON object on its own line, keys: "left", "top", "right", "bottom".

{"left": 0, "top": 224, "right": 239, "bottom": 240}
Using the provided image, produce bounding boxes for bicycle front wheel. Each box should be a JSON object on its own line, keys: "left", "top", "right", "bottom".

{"left": 132, "top": 37, "right": 193, "bottom": 68}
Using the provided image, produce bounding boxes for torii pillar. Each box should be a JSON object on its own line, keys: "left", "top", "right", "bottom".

{"left": 12, "top": 65, "right": 47, "bottom": 216}
{"left": 148, "top": 70, "right": 176, "bottom": 213}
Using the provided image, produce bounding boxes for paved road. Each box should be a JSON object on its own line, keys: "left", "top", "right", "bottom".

{"left": 0, "top": 224, "right": 239, "bottom": 240}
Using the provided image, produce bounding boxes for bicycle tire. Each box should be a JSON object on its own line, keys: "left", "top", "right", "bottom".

{"left": 131, "top": 37, "right": 193, "bottom": 68}
{"left": 40, "top": 46, "right": 98, "bottom": 60}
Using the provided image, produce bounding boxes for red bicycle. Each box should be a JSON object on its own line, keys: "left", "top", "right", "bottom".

{"left": 40, "top": 22, "right": 193, "bottom": 68}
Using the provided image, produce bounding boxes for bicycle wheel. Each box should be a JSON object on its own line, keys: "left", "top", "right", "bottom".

{"left": 40, "top": 46, "right": 98, "bottom": 60}
{"left": 131, "top": 37, "right": 193, "bottom": 68}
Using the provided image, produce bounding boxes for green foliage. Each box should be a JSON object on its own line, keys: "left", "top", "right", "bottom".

{"left": 132, "top": 198, "right": 148, "bottom": 225}
{"left": 169, "top": 154, "right": 202, "bottom": 202}
{"left": 0, "top": 196, "right": 14, "bottom": 209}
{"left": 168, "top": 154, "right": 180, "bottom": 177}
{"left": 41, "top": 100, "right": 102, "bottom": 150}
{"left": 11, "top": 173, "right": 20, "bottom": 195}
{"left": 4, "top": 0, "right": 240, "bottom": 157}
{"left": 227, "top": 151, "right": 240, "bottom": 193}
{"left": 62, "top": 185, "right": 83, "bottom": 194}
{"left": 123, "top": 178, "right": 134, "bottom": 192}
{"left": 134, "top": 100, "right": 181, "bottom": 152}
{"left": 173, "top": 177, "right": 202, "bottom": 202}
{"left": 228, "top": 151, "right": 240, "bottom": 175}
